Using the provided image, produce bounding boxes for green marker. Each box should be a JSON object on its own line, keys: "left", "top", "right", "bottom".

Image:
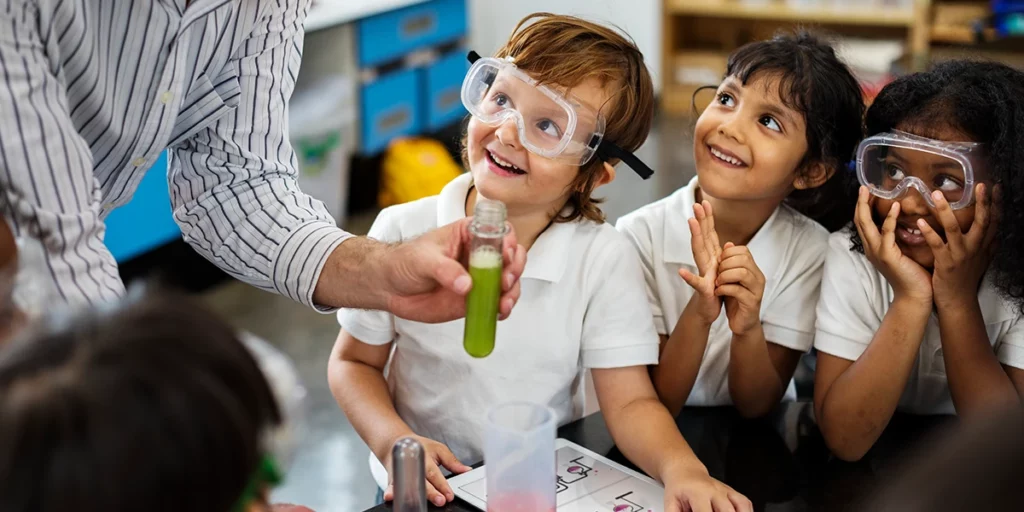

{"left": 464, "top": 200, "right": 507, "bottom": 358}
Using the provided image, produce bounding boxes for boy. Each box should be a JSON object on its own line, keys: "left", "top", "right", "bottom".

{"left": 329, "top": 13, "right": 751, "bottom": 512}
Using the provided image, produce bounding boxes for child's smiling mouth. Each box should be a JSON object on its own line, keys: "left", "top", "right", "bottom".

{"left": 707, "top": 144, "right": 748, "bottom": 168}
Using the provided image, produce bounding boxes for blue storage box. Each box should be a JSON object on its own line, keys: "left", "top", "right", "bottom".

{"left": 423, "top": 49, "right": 469, "bottom": 131}
{"left": 360, "top": 67, "right": 423, "bottom": 154}
{"left": 104, "top": 152, "right": 181, "bottom": 262}
{"left": 357, "top": 0, "right": 468, "bottom": 68}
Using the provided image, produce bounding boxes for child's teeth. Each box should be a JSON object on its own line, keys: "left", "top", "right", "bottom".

{"left": 491, "top": 152, "right": 519, "bottom": 170}
{"left": 711, "top": 147, "right": 742, "bottom": 166}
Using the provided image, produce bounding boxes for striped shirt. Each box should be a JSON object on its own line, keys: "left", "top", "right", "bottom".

{"left": 0, "top": 0, "right": 352, "bottom": 309}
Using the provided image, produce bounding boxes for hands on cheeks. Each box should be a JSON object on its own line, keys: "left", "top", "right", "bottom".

{"left": 662, "top": 461, "right": 753, "bottom": 512}
{"left": 918, "top": 184, "right": 1000, "bottom": 308}
{"left": 680, "top": 201, "right": 765, "bottom": 335}
{"left": 853, "top": 186, "right": 933, "bottom": 303}
{"left": 383, "top": 435, "right": 471, "bottom": 507}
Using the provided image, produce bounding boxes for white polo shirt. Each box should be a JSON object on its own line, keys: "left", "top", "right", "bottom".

{"left": 814, "top": 228, "right": 1024, "bottom": 414}
{"left": 339, "top": 173, "right": 660, "bottom": 486}
{"left": 615, "top": 176, "right": 828, "bottom": 406}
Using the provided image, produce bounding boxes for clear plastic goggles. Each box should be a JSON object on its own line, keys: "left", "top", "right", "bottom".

{"left": 856, "top": 130, "right": 985, "bottom": 210}
{"left": 461, "top": 51, "right": 653, "bottom": 179}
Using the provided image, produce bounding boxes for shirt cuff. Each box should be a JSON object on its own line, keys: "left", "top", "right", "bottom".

{"left": 998, "top": 343, "right": 1024, "bottom": 370}
{"left": 582, "top": 343, "right": 660, "bottom": 369}
{"left": 272, "top": 220, "right": 353, "bottom": 312}
{"left": 762, "top": 323, "right": 814, "bottom": 352}
{"left": 813, "top": 330, "right": 870, "bottom": 362}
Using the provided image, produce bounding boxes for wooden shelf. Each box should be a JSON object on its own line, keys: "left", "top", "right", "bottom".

{"left": 665, "top": 0, "right": 917, "bottom": 27}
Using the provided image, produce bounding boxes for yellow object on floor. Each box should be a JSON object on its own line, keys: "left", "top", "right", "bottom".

{"left": 379, "top": 138, "right": 464, "bottom": 208}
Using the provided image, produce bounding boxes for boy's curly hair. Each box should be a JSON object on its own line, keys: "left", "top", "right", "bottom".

{"left": 849, "top": 59, "right": 1024, "bottom": 311}
{"left": 462, "top": 12, "right": 656, "bottom": 223}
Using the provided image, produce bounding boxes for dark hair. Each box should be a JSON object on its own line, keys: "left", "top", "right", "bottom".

{"left": 848, "top": 60, "right": 1024, "bottom": 311}
{"left": 722, "top": 30, "right": 865, "bottom": 232}
{"left": 0, "top": 291, "right": 282, "bottom": 512}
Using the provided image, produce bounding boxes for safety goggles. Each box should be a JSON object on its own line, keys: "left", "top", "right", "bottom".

{"left": 856, "top": 130, "right": 986, "bottom": 210}
{"left": 461, "top": 51, "right": 654, "bottom": 179}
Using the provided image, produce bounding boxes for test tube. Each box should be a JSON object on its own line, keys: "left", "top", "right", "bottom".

{"left": 464, "top": 199, "right": 507, "bottom": 358}
{"left": 392, "top": 437, "right": 428, "bottom": 512}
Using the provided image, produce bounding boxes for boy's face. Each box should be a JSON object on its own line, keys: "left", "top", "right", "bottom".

{"left": 466, "top": 76, "right": 614, "bottom": 217}
{"left": 693, "top": 74, "right": 811, "bottom": 204}
{"left": 871, "top": 124, "right": 987, "bottom": 269}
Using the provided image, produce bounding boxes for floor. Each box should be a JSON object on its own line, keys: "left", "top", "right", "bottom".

{"left": 198, "top": 114, "right": 698, "bottom": 512}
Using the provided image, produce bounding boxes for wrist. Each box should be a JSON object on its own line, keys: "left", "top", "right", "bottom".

{"left": 684, "top": 294, "right": 717, "bottom": 328}
{"left": 892, "top": 294, "right": 934, "bottom": 316}
{"left": 730, "top": 322, "right": 764, "bottom": 342}
{"left": 374, "top": 427, "right": 417, "bottom": 463}
{"left": 312, "top": 237, "right": 393, "bottom": 311}
{"left": 659, "top": 454, "right": 708, "bottom": 483}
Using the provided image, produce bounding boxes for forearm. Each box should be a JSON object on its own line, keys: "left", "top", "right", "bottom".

{"left": 818, "top": 298, "right": 931, "bottom": 460}
{"left": 312, "top": 237, "right": 393, "bottom": 311}
{"left": 728, "top": 325, "right": 785, "bottom": 418}
{"left": 937, "top": 299, "right": 1020, "bottom": 414}
{"left": 604, "top": 396, "right": 706, "bottom": 482}
{"left": 652, "top": 297, "right": 713, "bottom": 415}
{"left": 328, "top": 358, "right": 414, "bottom": 461}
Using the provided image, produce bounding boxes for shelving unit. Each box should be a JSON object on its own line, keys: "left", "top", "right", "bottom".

{"left": 661, "top": 0, "right": 934, "bottom": 116}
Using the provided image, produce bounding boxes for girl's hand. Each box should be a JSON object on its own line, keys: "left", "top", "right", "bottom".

{"left": 715, "top": 243, "right": 765, "bottom": 337}
{"left": 680, "top": 201, "right": 724, "bottom": 325}
{"left": 854, "top": 187, "right": 932, "bottom": 304}
{"left": 920, "top": 184, "right": 999, "bottom": 310}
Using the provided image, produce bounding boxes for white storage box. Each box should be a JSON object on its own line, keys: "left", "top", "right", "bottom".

{"left": 288, "top": 76, "right": 357, "bottom": 224}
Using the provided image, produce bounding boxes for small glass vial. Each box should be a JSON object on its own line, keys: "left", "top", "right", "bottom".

{"left": 392, "top": 437, "right": 428, "bottom": 512}
{"left": 463, "top": 199, "right": 507, "bottom": 358}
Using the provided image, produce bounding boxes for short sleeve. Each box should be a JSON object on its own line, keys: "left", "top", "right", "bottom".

{"left": 997, "top": 315, "right": 1024, "bottom": 370}
{"left": 337, "top": 208, "right": 400, "bottom": 345}
{"left": 615, "top": 214, "right": 666, "bottom": 335}
{"left": 580, "top": 233, "right": 661, "bottom": 369}
{"left": 760, "top": 226, "right": 827, "bottom": 352}
{"left": 813, "top": 231, "right": 885, "bottom": 361}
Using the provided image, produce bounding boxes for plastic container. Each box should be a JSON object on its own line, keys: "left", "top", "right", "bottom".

{"left": 485, "top": 402, "right": 557, "bottom": 512}
{"left": 288, "top": 76, "right": 357, "bottom": 224}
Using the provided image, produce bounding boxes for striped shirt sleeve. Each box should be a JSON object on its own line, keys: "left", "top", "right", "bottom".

{"left": 169, "top": 0, "right": 351, "bottom": 310}
{"left": 0, "top": 0, "right": 125, "bottom": 306}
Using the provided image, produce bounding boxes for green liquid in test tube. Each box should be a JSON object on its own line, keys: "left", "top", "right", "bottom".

{"left": 464, "top": 199, "right": 507, "bottom": 358}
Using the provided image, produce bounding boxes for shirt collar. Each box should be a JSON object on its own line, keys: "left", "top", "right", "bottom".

{"left": 437, "top": 173, "right": 576, "bottom": 283}
{"left": 662, "top": 176, "right": 784, "bottom": 281}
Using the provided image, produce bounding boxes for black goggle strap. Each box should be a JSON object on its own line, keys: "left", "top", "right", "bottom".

{"left": 468, "top": 51, "right": 654, "bottom": 180}
{"left": 594, "top": 136, "right": 655, "bottom": 180}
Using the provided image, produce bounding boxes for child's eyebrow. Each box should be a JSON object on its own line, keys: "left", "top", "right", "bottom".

{"left": 762, "top": 102, "right": 798, "bottom": 127}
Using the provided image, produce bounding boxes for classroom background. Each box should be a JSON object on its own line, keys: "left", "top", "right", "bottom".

{"left": 103, "top": 1, "right": 1024, "bottom": 510}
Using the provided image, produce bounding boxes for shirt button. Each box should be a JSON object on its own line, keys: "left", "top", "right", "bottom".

{"left": 132, "top": 157, "right": 146, "bottom": 167}
{"left": 160, "top": 91, "right": 174, "bottom": 104}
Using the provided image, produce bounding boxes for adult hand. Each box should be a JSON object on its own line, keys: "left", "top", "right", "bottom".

{"left": 382, "top": 217, "right": 527, "bottom": 323}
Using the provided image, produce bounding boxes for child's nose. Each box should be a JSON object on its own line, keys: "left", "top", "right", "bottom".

{"left": 716, "top": 116, "right": 745, "bottom": 144}
{"left": 495, "top": 119, "right": 522, "bottom": 149}
{"left": 899, "top": 188, "right": 931, "bottom": 216}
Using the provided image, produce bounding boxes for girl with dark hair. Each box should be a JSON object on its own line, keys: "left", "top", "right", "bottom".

{"left": 617, "top": 31, "right": 865, "bottom": 418}
{"left": 814, "top": 60, "right": 1024, "bottom": 461}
